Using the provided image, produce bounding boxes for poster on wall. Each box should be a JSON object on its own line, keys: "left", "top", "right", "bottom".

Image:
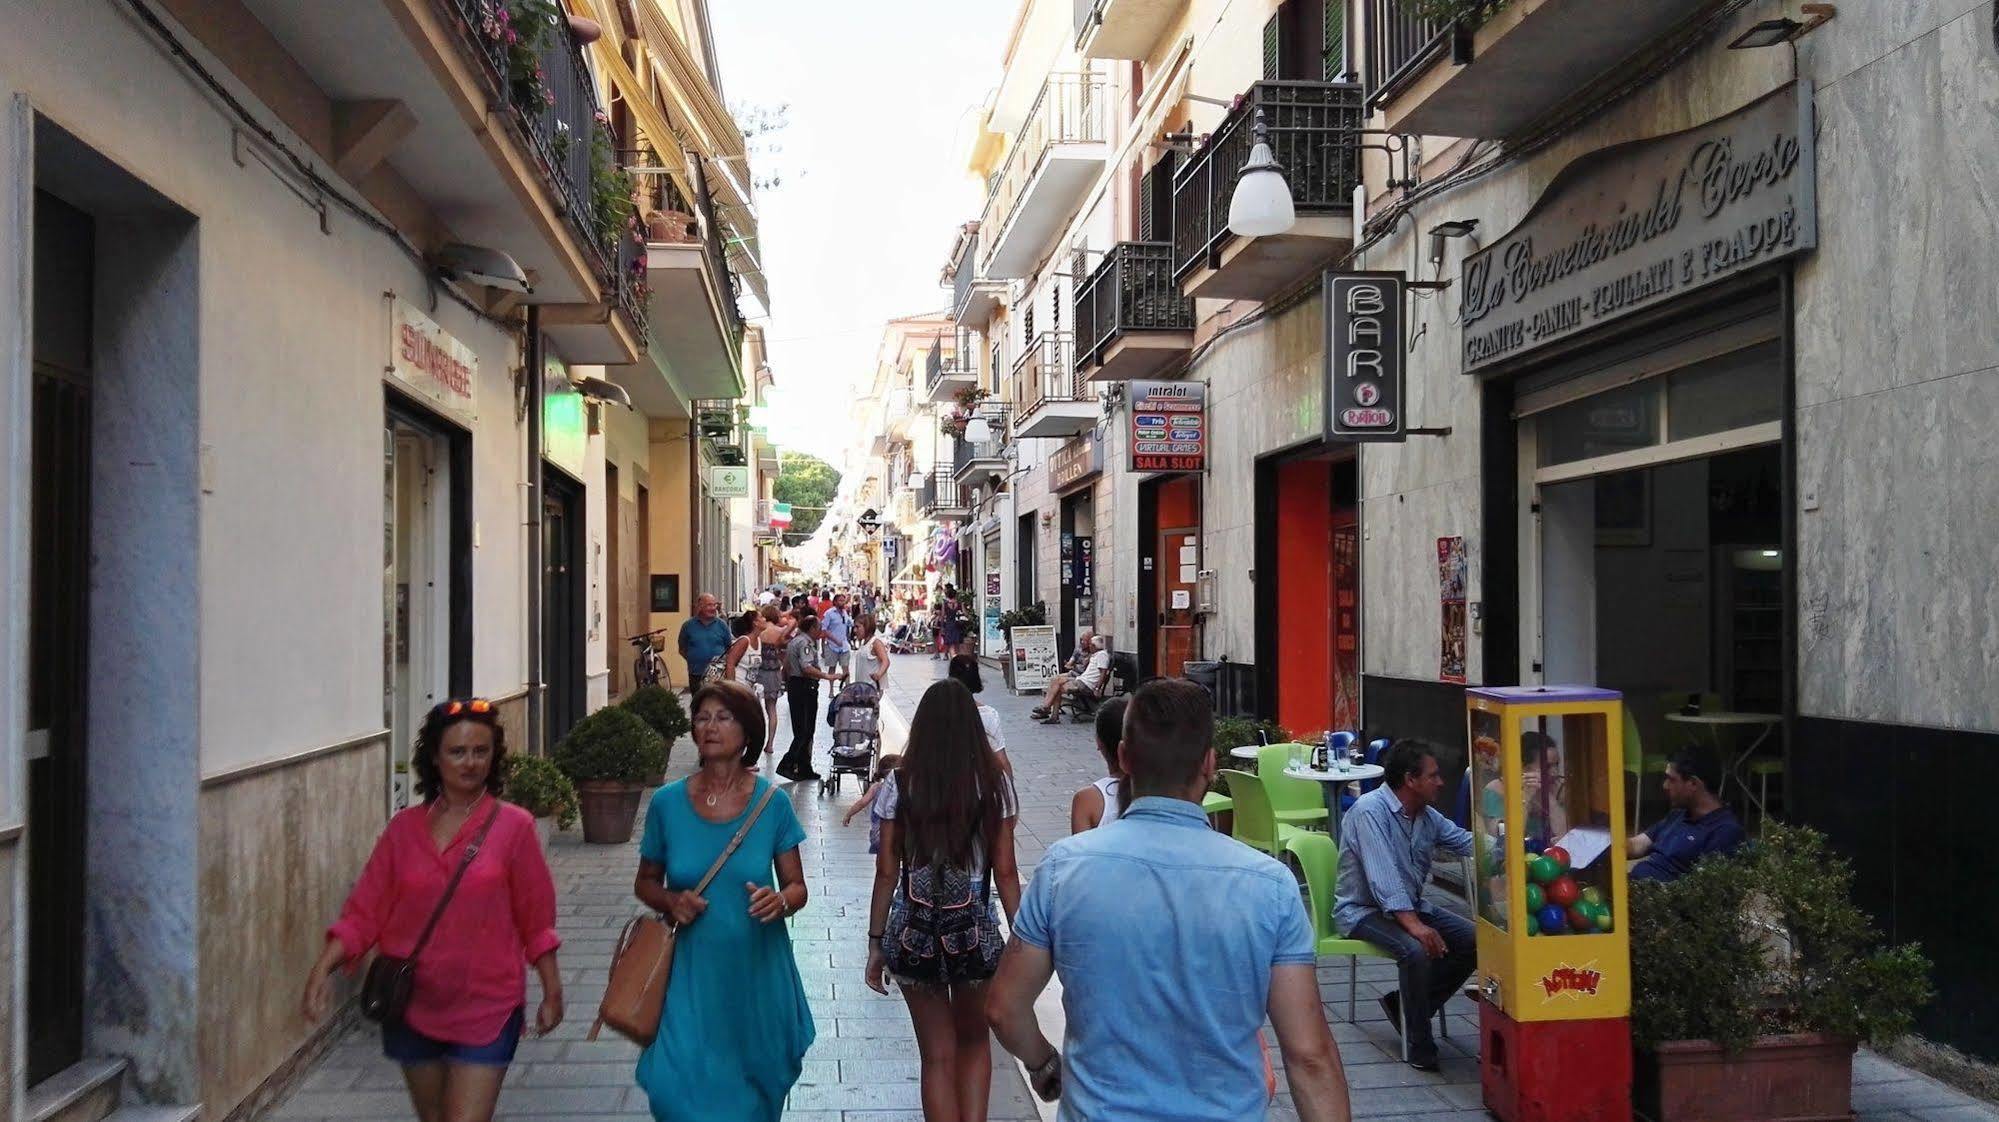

{"left": 1438, "top": 536, "right": 1468, "bottom": 684}
{"left": 1009, "top": 625, "right": 1061, "bottom": 693}
{"left": 982, "top": 538, "right": 1004, "bottom": 652}
{"left": 1075, "top": 536, "right": 1094, "bottom": 629}
{"left": 1332, "top": 523, "right": 1360, "bottom": 730}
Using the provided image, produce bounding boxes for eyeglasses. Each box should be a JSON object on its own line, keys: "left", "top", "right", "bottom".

{"left": 692, "top": 710, "right": 740, "bottom": 726}
{"left": 439, "top": 698, "right": 494, "bottom": 717}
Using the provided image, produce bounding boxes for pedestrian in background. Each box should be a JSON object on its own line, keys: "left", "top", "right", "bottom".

{"left": 842, "top": 752, "right": 904, "bottom": 854}
{"left": 852, "top": 613, "right": 892, "bottom": 692}
{"left": 937, "top": 586, "right": 965, "bottom": 660}
{"left": 1069, "top": 696, "right": 1130, "bottom": 833}
{"left": 302, "top": 698, "right": 562, "bottom": 1122}
{"left": 986, "top": 679, "right": 1350, "bottom": 1120}
{"left": 721, "top": 608, "right": 763, "bottom": 691}
{"left": 947, "top": 654, "right": 1010, "bottom": 773}
{"left": 677, "top": 593, "right": 732, "bottom": 690}
{"left": 866, "top": 678, "right": 1021, "bottom": 1122}
{"left": 778, "top": 614, "right": 835, "bottom": 781}
{"left": 753, "top": 605, "right": 792, "bottom": 767}
{"left": 821, "top": 592, "right": 855, "bottom": 684}
{"left": 632, "top": 682, "right": 814, "bottom": 1121}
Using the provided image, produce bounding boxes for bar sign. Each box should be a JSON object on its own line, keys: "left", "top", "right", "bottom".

{"left": 1325, "top": 271, "right": 1406, "bottom": 443}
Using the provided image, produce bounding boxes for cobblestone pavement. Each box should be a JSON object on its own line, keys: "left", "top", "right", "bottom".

{"left": 266, "top": 655, "right": 1996, "bottom": 1121}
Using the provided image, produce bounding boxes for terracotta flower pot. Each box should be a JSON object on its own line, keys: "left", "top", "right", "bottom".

{"left": 575, "top": 780, "right": 643, "bottom": 845}
{"left": 1636, "top": 1033, "right": 1857, "bottom": 1122}
{"left": 566, "top": 14, "right": 602, "bottom": 44}
{"left": 645, "top": 209, "right": 697, "bottom": 244}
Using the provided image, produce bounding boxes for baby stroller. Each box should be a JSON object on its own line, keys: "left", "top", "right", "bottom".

{"left": 822, "top": 682, "right": 880, "bottom": 795}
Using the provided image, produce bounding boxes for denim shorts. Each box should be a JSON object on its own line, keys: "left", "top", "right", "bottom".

{"left": 382, "top": 1006, "right": 524, "bottom": 1068}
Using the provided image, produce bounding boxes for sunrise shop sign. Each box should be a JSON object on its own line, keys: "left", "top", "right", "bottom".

{"left": 389, "top": 297, "right": 479, "bottom": 424}
{"left": 1460, "top": 82, "right": 1817, "bottom": 373}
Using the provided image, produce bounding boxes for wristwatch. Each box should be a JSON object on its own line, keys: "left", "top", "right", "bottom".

{"left": 1029, "top": 1052, "right": 1061, "bottom": 1079}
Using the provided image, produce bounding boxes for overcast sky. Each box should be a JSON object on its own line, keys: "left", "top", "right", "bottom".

{"left": 710, "top": 1, "right": 1016, "bottom": 465}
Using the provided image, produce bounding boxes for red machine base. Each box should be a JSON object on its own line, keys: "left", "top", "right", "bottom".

{"left": 1480, "top": 998, "right": 1632, "bottom": 1122}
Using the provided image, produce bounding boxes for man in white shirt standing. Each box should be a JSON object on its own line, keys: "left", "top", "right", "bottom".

{"left": 1030, "top": 633, "right": 1112, "bottom": 723}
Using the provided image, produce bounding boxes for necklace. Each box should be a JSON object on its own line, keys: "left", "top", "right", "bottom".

{"left": 700, "top": 770, "right": 747, "bottom": 808}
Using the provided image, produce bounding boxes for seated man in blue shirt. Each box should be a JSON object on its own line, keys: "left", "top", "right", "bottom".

{"left": 1628, "top": 748, "right": 1746, "bottom": 882}
{"left": 985, "top": 679, "right": 1351, "bottom": 1121}
{"left": 1335, "top": 740, "right": 1476, "bottom": 1071}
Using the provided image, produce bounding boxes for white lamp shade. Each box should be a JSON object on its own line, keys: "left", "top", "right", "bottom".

{"left": 907, "top": 470, "right": 927, "bottom": 490}
{"left": 964, "top": 417, "right": 994, "bottom": 443}
{"left": 1227, "top": 143, "right": 1296, "bottom": 238}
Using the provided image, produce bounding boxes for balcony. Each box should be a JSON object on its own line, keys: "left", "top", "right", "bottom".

{"left": 885, "top": 386, "right": 915, "bottom": 441}
{"left": 979, "top": 73, "right": 1109, "bottom": 280}
{"left": 620, "top": 174, "right": 745, "bottom": 417}
{"left": 925, "top": 331, "right": 979, "bottom": 403}
{"left": 1368, "top": 0, "right": 1732, "bottom": 139}
{"left": 694, "top": 399, "right": 746, "bottom": 466}
{"left": 919, "top": 465, "right": 968, "bottom": 518}
{"left": 949, "top": 229, "right": 1007, "bottom": 326}
{"left": 952, "top": 406, "right": 1013, "bottom": 485}
{"left": 1074, "top": 0, "right": 1183, "bottom": 60}
{"left": 242, "top": 0, "right": 635, "bottom": 348}
{"left": 1009, "top": 332, "right": 1095, "bottom": 440}
{"left": 1076, "top": 242, "right": 1193, "bottom": 382}
{"left": 1172, "top": 82, "right": 1363, "bottom": 301}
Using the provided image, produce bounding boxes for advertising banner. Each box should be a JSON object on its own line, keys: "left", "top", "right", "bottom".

{"left": 390, "top": 296, "right": 479, "bottom": 425}
{"left": 1130, "top": 381, "right": 1206, "bottom": 472}
{"left": 1325, "top": 271, "right": 1407, "bottom": 442}
{"left": 1009, "top": 625, "right": 1061, "bottom": 693}
{"left": 707, "top": 465, "right": 750, "bottom": 498}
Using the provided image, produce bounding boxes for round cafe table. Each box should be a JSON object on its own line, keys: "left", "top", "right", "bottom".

{"left": 1663, "top": 711, "right": 1781, "bottom": 815}
{"left": 1229, "top": 745, "right": 1264, "bottom": 764}
{"left": 1285, "top": 762, "right": 1386, "bottom": 837}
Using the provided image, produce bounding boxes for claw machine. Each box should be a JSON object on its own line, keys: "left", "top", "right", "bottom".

{"left": 1467, "top": 686, "right": 1631, "bottom": 1122}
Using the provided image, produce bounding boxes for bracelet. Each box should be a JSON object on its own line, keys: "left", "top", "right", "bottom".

{"left": 867, "top": 931, "right": 884, "bottom": 940}
{"left": 1030, "top": 1052, "right": 1061, "bottom": 1078}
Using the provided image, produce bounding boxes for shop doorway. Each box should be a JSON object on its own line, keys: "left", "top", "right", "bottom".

{"left": 606, "top": 462, "right": 623, "bottom": 697}
{"left": 1259, "top": 455, "right": 1360, "bottom": 737}
{"left": 1518, "top": 309, "right": 1788, "bottom": 794}
{"left": 1139, "top": 475, "right": 1201, "bottom": 678}
{"left": 384, "top": 397, "right": 471, "bottom": 810}
{"left": 1016, "top": 512, "right": 1038, "bottom": 610}
{"left": 26, "top": 190, "right": 92, "bottom": 1086}
{"left": 543, "top": 468, "right": 586, "bottom": 744}
{"left": 1058, "top": 491, "right": 1096, "bottom": 657}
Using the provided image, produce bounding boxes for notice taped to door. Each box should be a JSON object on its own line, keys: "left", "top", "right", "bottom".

{"left": 1009, "top": 625, "right": 1061, "bottom": 693}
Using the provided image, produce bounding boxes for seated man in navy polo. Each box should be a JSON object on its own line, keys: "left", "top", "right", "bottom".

{"left": 1627, "top": 748, "right": 1747, "bottom": 882}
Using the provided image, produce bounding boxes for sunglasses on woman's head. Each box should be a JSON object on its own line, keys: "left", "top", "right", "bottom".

{"left": 439, "top": 697, "right": 494, "bottom": 717}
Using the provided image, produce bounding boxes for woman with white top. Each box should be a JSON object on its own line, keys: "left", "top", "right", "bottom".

{"left": 852, "top": 613, "right": 892, "bottom": 691}
{"left": 1070, "top": 697, "right": 1130, "bottom": 833}
{"left": 947, "top": 654, "right": 1010, "bottom": 774}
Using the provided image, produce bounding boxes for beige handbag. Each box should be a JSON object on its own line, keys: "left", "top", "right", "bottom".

{"left": 591, "top": 784, "right": 779, "bottom": 1045}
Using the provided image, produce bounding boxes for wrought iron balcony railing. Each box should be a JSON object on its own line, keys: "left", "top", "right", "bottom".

{"left": 951, "top": 230, "right": 979, "bottom": 316}
{"left": 1171, "top": 82, "right": 1364, "bottom": 283}
{"left": 926, "top": 331, "right": 978, "bottom": 396}
{"left": 919, "top": 464, "right": 965, "bottom": 514}
{"left": 978, "top": 73, "right": 1108, "bottom": 268}
{"left": 953, "top": 406, "right": 1013, "bottom": 477}
{"left": 1076, "top": 242, "right": 1192, "bottom": 368}
{"left": 1010, "top": 332, "right": 1083, "bottom": 420}
{"left": 1362, "top": 1, "right": 1449, "bottom": 109}
{"left": 614, "top": 228, "right": 648, "bottom": 339}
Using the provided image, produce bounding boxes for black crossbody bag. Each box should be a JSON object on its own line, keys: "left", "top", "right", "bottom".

{"left": 360, "top": 800, "right": 502, "bottom": 1024}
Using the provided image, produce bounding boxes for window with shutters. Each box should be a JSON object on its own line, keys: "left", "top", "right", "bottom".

{"left": 1051, "top": 284, "right": 1062, "bottom": 332}
{"left": 1024, "top": 301, "right": 1035, "bottom": 347}
{"left": 1139, "top": 153, "right": 1176, "bottom": 242}
{"left": 1323, "top": 0, "right": 1350, "bottom": 81}
{"left": 1266, "top": 0, "right": 1333, "bottom": 80}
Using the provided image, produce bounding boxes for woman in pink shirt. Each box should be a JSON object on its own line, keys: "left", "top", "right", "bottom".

{"left": 301, "top": 698, "right": 562, "bottom": 1122}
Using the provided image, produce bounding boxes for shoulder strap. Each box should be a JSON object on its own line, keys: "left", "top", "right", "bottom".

{"left": 409, "top": 799, "right": 503, "bottom": 963}
{"left": 689, "top": 783, "right": 779, "bottom": 903}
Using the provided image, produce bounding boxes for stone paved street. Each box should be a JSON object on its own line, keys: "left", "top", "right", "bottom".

{"left": 265, "top": 655, "right": 1998, "bottom": 1121}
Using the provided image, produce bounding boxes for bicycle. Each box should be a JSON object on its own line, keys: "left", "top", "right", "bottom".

{"left": 629, "top": 628, "right": 673, "bottom": 690}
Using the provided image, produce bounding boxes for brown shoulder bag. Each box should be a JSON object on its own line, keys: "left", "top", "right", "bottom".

{"left": 591, "top": 783, "right": 780, "bottom": 1045}
{"left": 359, "top": 799, "right": 502, "bottom": 1025}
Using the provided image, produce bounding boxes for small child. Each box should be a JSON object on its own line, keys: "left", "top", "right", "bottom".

{"left": 842, "top": 753, "right": 903, "bottom": 855}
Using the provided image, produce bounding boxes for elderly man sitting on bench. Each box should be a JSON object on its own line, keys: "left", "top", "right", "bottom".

{"left": 1030, "top": 633, "right": 1112, "bottom": 723}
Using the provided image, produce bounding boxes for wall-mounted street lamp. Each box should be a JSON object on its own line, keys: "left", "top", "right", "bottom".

{"left": 1227, "top": 110, "right": 1295, "bottom": 238}
{"left": 1727, "top": 4, "right": 1835, "bottom": 49}
{"left": 1427, "top": 219, "right": 1480, "bottom": 266}
{"left": 964, "top": 415, "right": 995, "bottom": 443}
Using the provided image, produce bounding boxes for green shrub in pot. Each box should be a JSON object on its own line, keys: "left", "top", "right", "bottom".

{"left": 503, "top": 753, "right": 578, "bottom": 831}
{"left": 621, "top": 685, "right": 691, "bottom": 754}
{"left": 554, "top": 705, "right": 666, "bottom": 786}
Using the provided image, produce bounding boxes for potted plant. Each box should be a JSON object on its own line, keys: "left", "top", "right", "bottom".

{"left": 553, "top": 706, "right": 666, "bottom": 844}
{"left": 621, "top": 684, "right": 690, "bottom": 784}
{"left": 504, "top": 753, "right": 578, "bottom": 848}
{"left": 1630, "top": 823, "right": 1932, "bottom": 1121}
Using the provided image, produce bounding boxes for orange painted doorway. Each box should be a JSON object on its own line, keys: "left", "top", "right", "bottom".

{"left": 1152, "top": 475, "right": 1201, "bottom": 679}
{"left": 1274, "top": 459, "right": 1359, "bottom": 737}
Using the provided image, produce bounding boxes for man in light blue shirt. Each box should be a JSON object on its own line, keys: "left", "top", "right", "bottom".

{"left": 986, "top": 679, "right": 1351, "bottom": 1122}
{"left": 1334, "top": 741, "right": 1476, "bottom": 1071}
{"left": 818, "top": 592, "right": 853, "bottom": 682}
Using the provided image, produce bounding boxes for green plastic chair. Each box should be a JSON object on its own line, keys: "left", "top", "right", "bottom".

{"left": 1201, "top": 789, "right": 1234, "bottom": 817}
{"left": 1257, "top": 745, "right": 1330, "bottom": 830}
{"left": 1221, "top": 771, "right": 1300, "bottom": 856}
{"left": 1624, "top": 707, "right": 1671, "bottom": 828}
{"left": 1286, "top": 831, "right": 1446, "bottom": 1060}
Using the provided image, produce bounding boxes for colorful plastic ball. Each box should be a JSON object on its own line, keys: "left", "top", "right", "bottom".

{"left": 1592, "top": 909, "right": 1614, "bottom": 933}
{"left": 1546, "top": 875, "right": 1579, "bottom": 908}
{"left": 1528, "top": 855, "right": 1561, "bottom": 885}
{"left": 1579, "top": 886, "right": 1605, "bottom": 908}
{"left": 1525, "top": 836, "right": 1547, "bottom": 855}
{"left": 1538, "top": 905, "right": 1568, "bottom": 934}
{"left": 1525, "top": 883, "right": 1545, "bottom": 912}
{"left": 1544, "top": 845, "right": 1571, "bottom": 872}
{"left": 1568, "top": 905, "right": 1593, "bottom": 932}
{"left": 1527, "top": 912, "right": 1541, "bottom": 936}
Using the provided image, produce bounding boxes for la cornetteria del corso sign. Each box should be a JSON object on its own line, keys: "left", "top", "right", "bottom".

{"left": 1460, "top": 81, "right": 1816, "bottom": 372}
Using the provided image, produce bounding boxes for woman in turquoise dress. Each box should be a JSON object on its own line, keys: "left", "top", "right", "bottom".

{"left": 633, "top": 681, "right": 815, "bottom": 1120}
